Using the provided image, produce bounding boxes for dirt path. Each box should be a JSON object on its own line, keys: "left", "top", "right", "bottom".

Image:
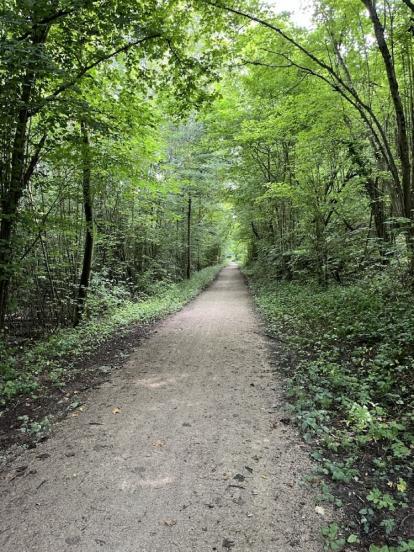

{"left": 0, "top": 265, "right": 328, "bottom": 551}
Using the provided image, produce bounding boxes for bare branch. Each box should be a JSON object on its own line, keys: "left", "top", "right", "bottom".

{"left": 241, "top": 59, "right": 293, "bottom": 69}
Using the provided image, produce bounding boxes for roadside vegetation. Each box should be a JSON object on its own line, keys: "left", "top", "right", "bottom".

{"left": 0, "top": 264, "right": 222, "bottom": 406}
{"left": 197, "top": 2, "right": 414, "bottom": 549}
{"left": 248, "top": 267, "right": 414, "bottom": 551}
{"left": 0, "top": 264, "right": 222, "bottom": 454}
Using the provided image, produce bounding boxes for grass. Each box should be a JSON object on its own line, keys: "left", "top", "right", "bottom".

{"left": 0, "top": 264, "right": 223, "bottom": 406}
{"left": 246, "top": 265, "right": 414, "bottom": 552}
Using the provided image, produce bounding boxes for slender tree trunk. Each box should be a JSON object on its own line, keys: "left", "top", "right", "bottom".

{"left": 364, "top": 177, "right": 390, "bottom": 259}
{"left": 197, "top": 203, "right": 201, "bottom": 271}
{"left": 0, "top": 216, "right": 14, "bottom": 329}
{"left": 363, "top": 0, "right": 414, "bottom": 266}
{"left": 0, "top": 23, "right": 49, "bottom": 329}
{"left": 347, "top": 141, "right": 390, "bottom": 251}
{"left": 186, "top": 195, "right": 192, "bottom": 279}
{"left": 27, "top": 181, "right": 57, "bottom": 307}
{"left": 0, "top": 76, "right": 34, "bottom": 328}
{"left": 315, "top": 215, "right": 327, "bottom": 286}
{"left": 74, "top": 121, "right": 94, "bottom": 326}
{"left": 251, "top": 222, "right": 260, "bottom": 240}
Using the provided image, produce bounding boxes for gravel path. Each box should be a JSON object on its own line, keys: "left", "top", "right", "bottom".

{"left": 0, "top": 264, "right": 328, "bottom": 551}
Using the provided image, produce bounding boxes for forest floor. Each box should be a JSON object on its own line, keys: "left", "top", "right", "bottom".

{"left": 0, "top": 265, "right": 330, "bottom": 551}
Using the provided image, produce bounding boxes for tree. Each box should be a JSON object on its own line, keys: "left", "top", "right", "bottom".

{"left": 74, "top": 119, "right": 93, "bottom": 325}
{"left": 0, "top": 0, "right": 233, "bottom": 327}
{"left": 205, "top": 0, "right": 414, "bottom": 269}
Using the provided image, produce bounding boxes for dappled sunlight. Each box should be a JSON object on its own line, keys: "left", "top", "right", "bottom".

{"left": 120, "top": 476, "right": 175, "bottom": 491}
{"left": 134, "top": 374, "right": 189, "bottom": 389}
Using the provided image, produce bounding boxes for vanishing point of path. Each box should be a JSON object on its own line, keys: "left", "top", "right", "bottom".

{"left": 0, "top": 265, "right": 328, "bottom": 551}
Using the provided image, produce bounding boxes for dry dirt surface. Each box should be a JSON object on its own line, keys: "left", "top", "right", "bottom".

{"left": 0, "top": 265, "right": 329, "bottom": 552}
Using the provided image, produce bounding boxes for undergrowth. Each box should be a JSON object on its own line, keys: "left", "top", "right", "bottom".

{"left": 247, "top": 265, "right": 414, "bottom": 552}
{"left": 0, "top": 264, "right": 222, "bottom": 406}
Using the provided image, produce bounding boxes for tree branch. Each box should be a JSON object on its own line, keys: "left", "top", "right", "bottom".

{"left": 17, "top": 9, "right": 78, "bottom": 41}
{"left": 203, "top": 1, "right": 402, "bottom": 194}
{"left": 259, "top": 50, "right": 400, "bottom": 192}
{"left": 241, "top": 59, "right": 293, "bottom": 69}
{"left": 362, "top": 0, "right": 412, "bottom": 216}
{"left": 402, "top": 0, "right": 414, "bottom": 14}
{"left": 23, "top": 133, "right": 47, "bottom": 187}
{"left": 31, "top": 34, "right": 162, "bottom": 115}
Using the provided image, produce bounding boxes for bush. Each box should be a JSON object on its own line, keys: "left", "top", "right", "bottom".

{"left": 0, "top": 264, "right": 222, "bottom": 406}
{"left": 248, "top": 268, "right": 414, "bottom": 550}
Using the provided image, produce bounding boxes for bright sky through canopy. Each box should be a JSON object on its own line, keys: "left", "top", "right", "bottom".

{"left": 266, "top": 0, "right": 314, "bottom": 28}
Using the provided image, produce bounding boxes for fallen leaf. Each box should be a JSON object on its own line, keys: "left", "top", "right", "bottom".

{"left": 162, "top": 519, "right": 177, "bottom": 527}
{"left": 112, "top": 407, "right": 121, "bottom": 415}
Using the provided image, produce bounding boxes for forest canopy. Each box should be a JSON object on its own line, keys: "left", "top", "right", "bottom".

{"left": 2, "top": 0, "right": 414, "bottom": 331}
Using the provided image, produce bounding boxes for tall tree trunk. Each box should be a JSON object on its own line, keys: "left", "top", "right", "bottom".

{"left": 347, "top": 142, "right": 390, "bottom": 251}
{"left": 0, "top": 214, "right": 14, "bottom": 329}
{"left": 0, "top": 23, "right": 49, "bottom": 329}
{"left": 315, "top": 214, "right": 328, "bottom": 286}
{"left": 363, "top": 0, "right": 414, "bottom": 265}
{"left": 0, "top": 76, "right": 34, "bottom": 329}
{"left": 197, "top": 203, "right": 201, "bottom": 271}
{"left": 186, "top": 195, "right": 192, "bottom": 279}
{"left": 364, "top": 177, "right": 390, "bottom": 258}
{"left": 74, "top": 121, "right": 94, "bottom": 326}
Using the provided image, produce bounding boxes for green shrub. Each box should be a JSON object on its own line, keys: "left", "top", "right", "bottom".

{"left": 248, "top": 268, "right": 414, "bottom": 548}
{"left": 0, "top": 264, "right": 222, "bottom": 405}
